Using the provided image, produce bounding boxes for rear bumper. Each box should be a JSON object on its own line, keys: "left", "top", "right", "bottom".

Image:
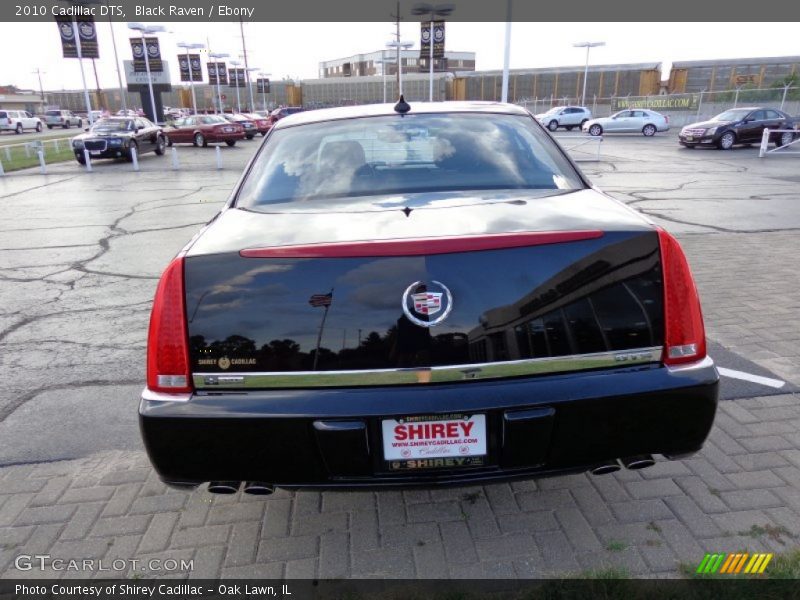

{"left": 139, "top": 358, "right": 719, "bottom": 488}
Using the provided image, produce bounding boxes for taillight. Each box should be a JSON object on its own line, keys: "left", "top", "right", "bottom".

{"left": 658, "top": 228, "right": 706, "bottom": 366}
{"left": 146, "top": 257, "right": 192, "bottom": 393}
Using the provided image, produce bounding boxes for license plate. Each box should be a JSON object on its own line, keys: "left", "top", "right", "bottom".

{"left": 90, "top": 151, "right": 102, "bottom": 156}
{"left": 223, "top": 127, "right": 233, "bottom": 132}
{"left": 382, "top": 414, "right": 487, "bottom": 468}
{"left": 685, "top": 136, "right": 694, "bottom": 141}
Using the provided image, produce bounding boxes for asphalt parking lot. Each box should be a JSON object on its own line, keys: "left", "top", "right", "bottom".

{"left": 0, "top": 129, "right": 798, "bottom": 578}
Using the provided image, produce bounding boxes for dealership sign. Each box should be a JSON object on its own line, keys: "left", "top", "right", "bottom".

{"left": 130, "top": 37, "right": 163, "bottom": 72}
{"left": 178, "top": 54, "right": 202, "bottom": 82}
{"left": 124, "top": 60, "right": 171, "bottom": 86}
{"left": 56, "top": 15, "right": 99, "bottom": 59}
{"left": 256, "top": 78, "right": 270, "bottom": 94}
{"left": 611, "top": 94, "right": 700, "bottom": 111}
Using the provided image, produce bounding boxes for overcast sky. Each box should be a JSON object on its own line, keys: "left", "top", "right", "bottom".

{"left": 4, "top": 21, "right": 799, "bottom": 92}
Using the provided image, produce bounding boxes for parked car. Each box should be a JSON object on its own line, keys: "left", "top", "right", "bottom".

{"left": 243, "top": 113, "right": 271, "bottom": 135}
{"left": 0, "top": 110, "right": 43, "bottom": 134}
{"left": 534, "top": 106, "right": 592, "bottom": 131}
{"left": 140, "top": 101, "right": 718, "bottom": 494}
{"left": 267, "top": 106, "right": 304, "bottom": 129}
{"left": 583, "top": 110, "right": 670, "bottom": 137}
{"left": 165, "top": 115, "right": 245, "bottom": 147}
{"left": 222, "top": 114, "right": 257, "bottom": 139}
{"left": 43, "top": 109, "right": 82, "bottom": 129}
{"left": 679, "top": 107, "right": 799, "bottom": 150}
{"left": 71, "top": 117, "right": 165, "bottom": 164}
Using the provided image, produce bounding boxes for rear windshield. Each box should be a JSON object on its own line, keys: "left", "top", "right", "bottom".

{"left": 45, "top": 110, "right": 62, "bottom": 116}
{"left": 236, "top": 113, "right": 584, "bottom": 208}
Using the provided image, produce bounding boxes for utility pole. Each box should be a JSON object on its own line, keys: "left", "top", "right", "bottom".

{"left": 32, "top": 68, "right": 46, "bottom": 104}
{"left": 239, "top": 18, "right": 255, "bottom": 111}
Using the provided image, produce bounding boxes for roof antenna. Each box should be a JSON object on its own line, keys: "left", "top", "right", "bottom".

{"left": 394, "top": 95, "right": 411, "bottom": 114}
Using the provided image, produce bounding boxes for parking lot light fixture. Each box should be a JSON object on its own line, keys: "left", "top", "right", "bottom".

{"left": 209, "top": 52, "right": 230, "bottom": 113}
{"left": 177, "top": 42, "right": 205, "bottom": 116}
{"left": 128, "top": 22, "right": 167, "bottom": 123}
{"left": 411, "top": 3, "right": 455, "bottom": 101}
{"left": 573, "top": 41, "right": 605, "bottom": 107}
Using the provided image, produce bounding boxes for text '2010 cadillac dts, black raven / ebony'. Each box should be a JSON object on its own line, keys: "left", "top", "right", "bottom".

{"left": 140, "top": 100, "right": 718, "bottom": 495}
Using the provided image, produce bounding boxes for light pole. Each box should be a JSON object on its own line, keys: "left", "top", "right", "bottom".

{"left": 177, "top": 42, "right": 204, "bottom": 115}
{"left": 127, "top": 22, "right": 166, "bottom": 123}
{"left": 106, "top": 15, "right": 127, "bottom": 112}
{"left": 411, "top": 3, "right": 455, "bottom": 102}
{"left": 376, "top": 54, "right": 396, "bottom": 103}
{"left": 230, "top": 60, "right": 243, "bottom": 113}
{"left": 245, "top": 67, "right": 259, "bottom": 112}
{"left": 209, "top": 52, "right": 229, "bottom": 114}
{"left": 386, "top": 40, "right": 413, "bottom": 98}
{"left": 32, "top": 69, "right": 46, "bottom": 106}
{"left": 257, "top": 71, "right": 271, "bottom": 112}
{"left": 573, "top": 41, "right": 605, "bottom": 107}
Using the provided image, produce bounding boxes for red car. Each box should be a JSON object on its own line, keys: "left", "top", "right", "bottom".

{"left": 165, "top": 115, "right": 245, "bottom": 147}
{"left": 243, "top": 113, "right": 271, "bottom": 136}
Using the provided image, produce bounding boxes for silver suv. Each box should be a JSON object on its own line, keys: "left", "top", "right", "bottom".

{"left": 44, "top": 110, "right": 83, "bottom": 129}
{"left": 0, "top": 110, "right": 43, "bottom": 134}
{"left": 535, "top": 106, "right": 592, "bottom": 132}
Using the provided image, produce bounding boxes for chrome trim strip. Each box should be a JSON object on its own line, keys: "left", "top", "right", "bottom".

{"left": 141, "top": 387, "right": 192, "bottom": 403}
{"left": 193, "top": 347, "right": 662, "bottom": 389}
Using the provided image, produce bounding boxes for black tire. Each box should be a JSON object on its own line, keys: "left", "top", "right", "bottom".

{"left": 47, "top": 125, "right": 53, "bottom": 130}
{"left": 35, "top": 122, "right": 42, "bottom": 132}
{"left": 63, "top": 122, "right": 69, "bottom": 129}
{"left": 246, "top": 134, "right": 255, "bottom": 140}
{"left": 194, "top": 132, "right": 206, "bottom": 147}
{"left": 565, "top": 125, "right": 574, "bottom": 131}
{"left": 580, "top": 119, "right": 589, "bottom": 128}
{"left": 642, "top": 124, "right": 657, "bottom": 137}
{"left": 225, "top": 140, "right": 236, "bottom": 147}
{"left": 547, "top": 120, "right": 559, "bottom": 132}
{"left": 777, "top": 131, "right": 795, "bottom": 148}
{"left": 588, "top": 124, "right": 603, "bottom": 137}
{"left": 717, "top": 131, "right": 736, "bottom": 150}
{"left": 126, "top": 141, "right": 138, "bottom": 162}
{"left": 167, "top": 137, "right": 173, "bottom": 147}
{"left": 15, "top": 123, "right": 22, "bottom": 134}
{"left": 154, "top": 136, "right": 165, "bottom": 156}
{"left": 76, "top": 153, "right": 86, "bottom": 165}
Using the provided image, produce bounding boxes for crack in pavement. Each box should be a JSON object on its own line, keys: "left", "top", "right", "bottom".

{"left": 0, "top": 378, "right": 142, "bottom": 425}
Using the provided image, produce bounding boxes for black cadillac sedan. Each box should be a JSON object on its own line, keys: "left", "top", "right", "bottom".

{"left": 72, "top": 117, "right": 166, "bottom": 164}
{"left": 679, "top": 106, "right": 798, "bottom": 150}
{"left": 141, "top": 100, "right": 718, "bottom": 495}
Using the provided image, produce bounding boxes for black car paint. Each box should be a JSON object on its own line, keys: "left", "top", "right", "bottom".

{"left": 183, "top": 202, "right": 663, "bottom": 374}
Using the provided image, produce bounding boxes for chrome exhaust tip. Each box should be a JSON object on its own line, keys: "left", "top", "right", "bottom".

{"left": 243, "top": 482, "right": 274, "bottom": 496}
{"left": 207, "top": 481, "right": 241, "bottom": 494}
{"left": 621, "top": 455, "right": 655, "bottom": 470}
{"left": 590, "top": 460, "right": 621, "bottom": 475}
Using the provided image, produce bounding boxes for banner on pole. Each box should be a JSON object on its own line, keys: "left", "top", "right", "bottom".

{"left": 178, "top": 54, "right": 203, "bottom": 82}
{"left": 256, "top": 78, "right": 271, "bottom": 93}
{"left": 56, "top": 15, "right": 99, "bottom": 59}
{"left": 130, "top": 37, "right": 163, "bottom": 73}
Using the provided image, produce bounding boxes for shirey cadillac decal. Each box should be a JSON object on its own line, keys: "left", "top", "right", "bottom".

{"left": 402, "top": 280, "right": 453, "bottom": 327}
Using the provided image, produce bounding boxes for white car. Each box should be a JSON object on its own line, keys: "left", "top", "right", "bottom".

{"left": 0, "top": 110, "right": 43, "bottom": 134}
{"left": 44, "top": 109, "right": 83, "bottom": 129}
{"left": 583, "top": 109, "right": 670, "bottom": 137}
{"left": 534, "top": 106, "right": 592, "bottom": 131}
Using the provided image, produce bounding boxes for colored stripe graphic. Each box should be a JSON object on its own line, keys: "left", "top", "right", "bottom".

{"left": 699, "top": 553, "right": 774, "bottom": 575}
